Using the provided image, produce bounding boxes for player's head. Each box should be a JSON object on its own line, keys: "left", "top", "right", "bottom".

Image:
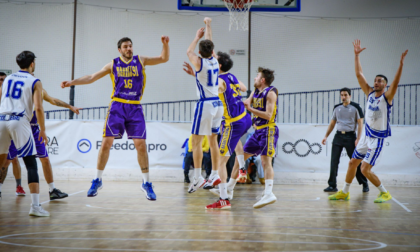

{"left": 374, "top": 74, "right": 388, "bottom": 92}
{"left": 216, "top": 51, "right": 233, "bottom": 72}
{"left": 254, "top": 67, "right": 275, "bottom": 88}
{"left": 16, "top": 51, "right": 36, "bottom": 72}
{"left": 198, "top": 39, "right": 214, "bottom": 58}
{"left": 0, "top": 72, "right": 6, "bottom": 86}
{"left": 118, "top": 37, "right": 133, "bottom": 59}
{"left": 340, "top": 87, "right": 351, "bottom": 103}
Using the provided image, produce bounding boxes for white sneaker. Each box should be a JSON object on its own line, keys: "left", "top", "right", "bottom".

{"left": 188, "top": 176, "right": 206, "bottom": 193}
{"left": 253, "top": 192, "right": 277, "bottom": 209}
{"left": 209, "top": 188, "right": 234, "bottom": 200}
{"left": 203, "top": 174, "right": 222, "bottom": 189}
{"left": 29, "top": 204, "right": 50, "bottom": 217}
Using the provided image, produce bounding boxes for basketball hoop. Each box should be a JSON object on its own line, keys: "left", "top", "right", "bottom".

{"left": 223, "top": 0, "right": 254, "bottom": 31}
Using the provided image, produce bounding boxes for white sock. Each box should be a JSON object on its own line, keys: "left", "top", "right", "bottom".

{"left": 0, "top": 183, "right": 2, "bottom": 191}
{"left": 48, "top": 182, "right": 55, "bottom": 192}
{"left": 142, "top": 173, "right": 150, "bottom": 183}
{"left": 227, "top": 178, "right": 237, "bottom": 191}
{"left": 264, "top": 179, "right": 274, "bottom": 195}
{"left": 95, "top": 170, "right": 103, "bottom": 180}
{"left": 237, "top": 155, "right": 245, "bottom": 169}
{"left": 343, "top": 183, "right": 351, "bottom": 194}
{"left": 194, "top": 168, "right": 202, "bottom": 179}
{"left": 210, "top": 170, "right": 218, "bottom": 178}
{"left": 219, "top": 183, "right": 228, "bottom": 200}
{"left": 377, "top": 184, "right": 387, "bottom": 193}
{"left": 31, "top": 193, "right": 40, "bottom": 206}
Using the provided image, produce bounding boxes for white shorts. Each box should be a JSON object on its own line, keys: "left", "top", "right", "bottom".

{"left": 352, "top": 134, "right": 385, "bottom": 166}
{"left": 0, "top": 115, "right": 36, "bottom": 157}
{"left": 191, "top": 98, "right": 223, "bottom": 136}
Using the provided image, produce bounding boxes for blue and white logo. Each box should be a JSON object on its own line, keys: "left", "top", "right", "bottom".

{"left": 77, "top": 139, "right": 92, "bottom": 153}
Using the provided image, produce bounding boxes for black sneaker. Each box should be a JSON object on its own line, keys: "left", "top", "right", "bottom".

{"left": 362, "top": 183, "right": 369, "bottom": 193}
{"left": 184, "top": 174, "right": 190, "bottom": 184}
{"left": 50, "top": 188, "right": 68, "bottom": 200}
{"left": 324, "top": 186, "right": 338, "bottom": 192}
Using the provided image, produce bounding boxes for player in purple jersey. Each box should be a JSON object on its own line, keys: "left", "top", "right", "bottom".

{"left": 61, "top": 36, "right": 170, "bottom": 200}
{"left": 242, "top": 67, "right": 279, "bottom": 209}
{"left": 5, "top": 88, "right": 80, "bottom": 200}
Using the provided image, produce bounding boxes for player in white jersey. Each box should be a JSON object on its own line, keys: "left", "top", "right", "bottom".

{"left": 0, "top": 51, "right": 49, "bottom": 216}
{"left": 329, "top": 40, "right": 408, "bottom": 203}
{"left": 186, "top": 17, "right": 223, "bottom": 193}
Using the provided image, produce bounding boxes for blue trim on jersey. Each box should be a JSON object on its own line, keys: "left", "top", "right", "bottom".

{"left": 211, "top": 127, "right": 219, "bottom": 134}
{"left": 195, "top": 102, "right": 204, "bottom": 135}
{"left": 352, "top": 150, "right": 365, "bottom": 160}
{"left": 196, "top": 58, "right": 204, "bottom": 73}
{"left": 195, "top": 79, "right": 206, "bottom": 99}
{"left": 200, "top": 97, "right": 220, "bottom": 102}
{"left": 17, "top": 138, "right": 34, "bottom": 157}
{"left": 32, "top": 79, "right": 39, "bottom": 93}
{"left": 192, "top": 101, "right": 203, "bottom": 135}
{"left": 370, "top": 138, "right": 384, "bottom": 166}
{"left": 18, "top": 70, "right": 29, "bottom": 73}
{"left": 365, "top": 122, "right": 390, "bottom": 138}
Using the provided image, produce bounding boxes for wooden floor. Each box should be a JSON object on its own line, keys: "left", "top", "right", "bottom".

{"left": 0, "top": 181, "right": 419, "bottom": 252}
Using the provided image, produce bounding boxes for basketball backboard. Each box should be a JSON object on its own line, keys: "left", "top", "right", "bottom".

{"left": 178, "top": 0, "right": 300, "bottom": 12}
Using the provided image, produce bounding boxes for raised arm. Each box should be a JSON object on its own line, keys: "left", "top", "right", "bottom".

{"left": 353, "top": 40, "right": 372, "bottom": 96}
{"left": 244, "top": 90, "right": 276, "bottom": 121}
{"left": 385, "top": 50, "right": 408, "bottom": 103}
{"left": 33, "top": 81, "right": 48, "bottom": 145}
{"left": 61, "top": 62, "right": 112, "bottom": 88}
{"left": 42, "top": 89, "right": 81, "bottom": 115}
{"left": 183, "top": 61, "right": 195, "bottom": 77}
{"left": 322, "top": 119, "right": 337, "bottom": 145}
{"left": 141, "top": 36, "right": 170, "bottom": 66}
{"left": 204, "top": 17, "right": 212, "bottom": 41}
{"left": 187, "top": 28, "right": 205, "bottom": 71}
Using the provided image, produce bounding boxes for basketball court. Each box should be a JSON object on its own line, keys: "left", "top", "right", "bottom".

{"left": 0, "top": 0, "right": 420, "bottom": 251}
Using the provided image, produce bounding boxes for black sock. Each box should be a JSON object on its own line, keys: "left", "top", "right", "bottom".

{"left": 16, "top": 179, "right": 21, "bottom": 187}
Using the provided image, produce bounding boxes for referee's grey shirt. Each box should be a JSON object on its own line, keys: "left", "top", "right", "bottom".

{"left": 331, "top": 102, "right": 364, "bottom": 132}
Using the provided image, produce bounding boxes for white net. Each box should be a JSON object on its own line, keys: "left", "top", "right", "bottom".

{"left": 223, "top": 0, "right": 254, "bottom": 31}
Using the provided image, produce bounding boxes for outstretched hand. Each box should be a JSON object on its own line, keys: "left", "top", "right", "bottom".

{"left": 161, "top": 35, "right": 170, "bottom": 45}
{"left": 183, "top": 62, "right": 195, "bottom": 77}
{"left": 196, "top": 27, "right": 205, "bottom": 39}
{"left": 70, "top": 106, "right": 81, "bottom": 115}
{"left": 352, "top": 39, "right": 366, "bottom": 55}
{"left": 400, "top": 50, "right": 408, "bottom": 65}
{"left": 204, "top": 17, "right": 212, "bottom": 25}
{"left": 61, "top": 81, "right": 72, "bottom": 89}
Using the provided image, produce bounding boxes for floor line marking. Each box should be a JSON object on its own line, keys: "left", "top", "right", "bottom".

{"left": 40, "top": 190, "right": 85, "bottom": 205}
{"left": 392, "top": 197, "right": 412, "bottom": 213}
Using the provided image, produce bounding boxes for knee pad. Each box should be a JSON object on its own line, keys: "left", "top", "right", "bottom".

{"left": 22, "top": 155, "right": 39, "bottom": 184}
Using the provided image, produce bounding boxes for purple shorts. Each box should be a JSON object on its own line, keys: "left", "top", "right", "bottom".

{"left": 103, "top": 101, "right": 146, "bottom": 139}
{"left": 8, "top": 126, "right": 47, "bottom": 160}
{"left": 219, "top": 114, "right": 252, "bottom": 156}
{"left": 243, "top": 125, "right": 279, "bottom": 157}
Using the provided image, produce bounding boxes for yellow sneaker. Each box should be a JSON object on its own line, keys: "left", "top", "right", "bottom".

{"left": 374, "top": 191, "right": 392, "bottom": 203}
{"left": 259, "top": 178, "right": 265, "bottom": 185}
{"left": 328, "top": 190, "right": 350, "bottom": 201}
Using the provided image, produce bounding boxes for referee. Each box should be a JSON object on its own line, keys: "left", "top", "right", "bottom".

{"left": 322, "top": 88, "right": 369, "bottom": 192}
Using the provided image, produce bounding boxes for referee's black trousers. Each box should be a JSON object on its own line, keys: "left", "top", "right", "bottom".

{"left": 328, "top": 133, "right": 368, "bottom": 188}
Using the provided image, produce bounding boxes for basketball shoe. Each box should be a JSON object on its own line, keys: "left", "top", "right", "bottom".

{"left": 205, "top": 198, "right": 231, "bottom": 210}
{"left": 29, "top": 204, "right": 50, "bottom": 217}
{"left": 87, "top": 178, "right": 102, "bottom": 197}
{"left": 141, "top": 181, "right": 156, "bottom": 201}
{"left": 237, "top": 168, "right": 247, "bottom": 183}
{"left": 253, "top": 192, "right": 277, "bottom": 209}
{"left": 328, "top": 190, "right": 350, "bottom": 201}
{"left": 374, "top": 191, "right": 392, "bottom": 203}
{"left": 203, "top": 174, "right": 221, "bottom": 189}
{"left": 188, "top": 176, "right": 206, "bottom": 193}
{"left": 16, "top": 185, "right": 26, "bottom": 196}
{"left": 209, "top": 188, "right": 234, "bottom": 200}
{"left": 50, "top": 188, "right": 68, "bottom": 200}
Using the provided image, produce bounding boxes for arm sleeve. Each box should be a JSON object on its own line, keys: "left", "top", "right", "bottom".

{"left": 356, "top": 104, "right": 364, "bottom": 119}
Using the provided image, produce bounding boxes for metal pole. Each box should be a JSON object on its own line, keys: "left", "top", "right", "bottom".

{"left": 69, "top": 0, "right": 77, "bottom": 119}
{"left": 247, "top": 10, "right": 251, "bottom": 98}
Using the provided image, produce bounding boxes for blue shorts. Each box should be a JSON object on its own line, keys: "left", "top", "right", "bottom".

{"left": 8, "top": 125, "right": 47, "bottom": 160}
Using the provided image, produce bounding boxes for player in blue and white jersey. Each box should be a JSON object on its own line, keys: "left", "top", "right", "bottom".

{"left": 329, "top": 40, "right": 408, "bottom": 203}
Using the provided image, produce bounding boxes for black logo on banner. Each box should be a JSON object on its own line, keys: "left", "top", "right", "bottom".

{"left": 282, "top": 139, "right": 322, "bottom": 157}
